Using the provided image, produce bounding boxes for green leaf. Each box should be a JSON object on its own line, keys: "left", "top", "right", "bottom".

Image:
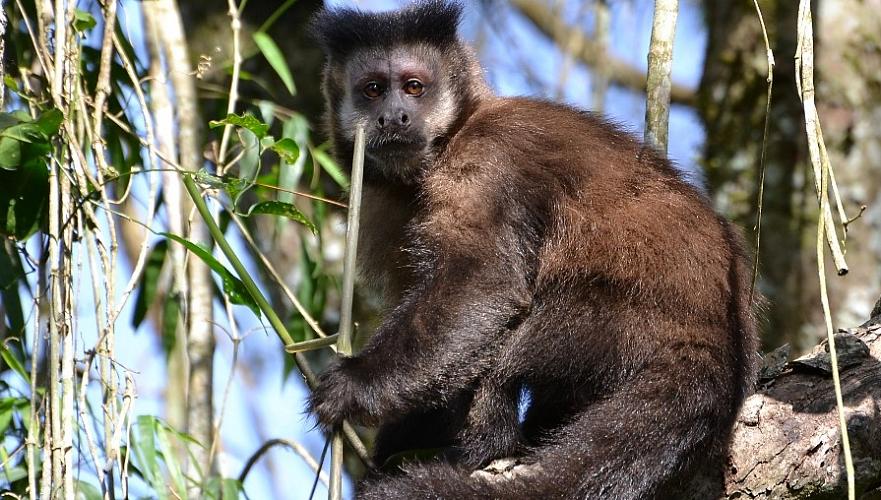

{"left": 74, "top": 480, "right": 103, "bottom": 500}
{"left": 1, "top": 76, "right": 18, "bottom": 93}
{"left": 311, "top": 146, "right": 348, "bottom": 189}
{"left": 237, "top": 128, "right": 261, "bottom": 183}
{"left": 133, "top": 416, "right": 162, "bottom": 489}
{"left": 0, "top": 399, "right": 16, "bottom": 436}
{"left": 194, "top": 169, "right": 228, "bottom": 190}
{"left": 277, "top": 116, "right": 309, "bottom": 208}
{"left": 244, "top": 201, "right": 317, "bottom": 234}
{"left": 225, "top": 176, "right": 254, "bottom": 207}
{"left": 0, "top": 152, "right": 50, "bottom": 240}
{"left": 221, "top": 478, "right": 243, "bottom": 499}
{"left": 0, "top": 465, "right": 27, "bottom": 484}
{"left": 11, "top": 111, "right": 31, "bottom": 122}
{"left": 194, "top": 170, "right": 254, "bottom": 207}
{"left": 203, "top": 477, "right": 244, "bottom": 500}
{"left": 267, "top": 138, "right": 300, "bottom": 164}
{"left": 1, "top": 122, "right": 46, "bottom": 143}
{"left": 0, "top": 243, "right": 25, "bottom": 334}
{"left": 252, "top": 32, "right": 296, "bottom": 96}
{"left": 209, "top": 113, "right": 269, "bottom": 140}
{"left": 1, "top": 343, "right": 29, "bottom": 384}
{"left": 106, "top": 125, "right": 133, "bottom": 193}
{"left": 0, "top": 110, "right": 57, "bottom": 238}
{"left": 162, "top": 232, "right": 260, "bottom": 317}
{"left": 0, "top": 112, "right": 20, "bottom": 130}
{"left": 161, "top": 293, "right": 180, "bottom": 358}
{"left": 73, "top": 9, "right": 97, "bottom": 32}
{"left": 0, "top": 136, "right": 21, "bottom": 169}
{"left": 155, "top": 424, "right": 188, "bottom": 500}
{"left": 33, "top": 109, "right": 63, "bottom": 136}
{"left": 132, "top": 240, "right": 168, "bottom": 329}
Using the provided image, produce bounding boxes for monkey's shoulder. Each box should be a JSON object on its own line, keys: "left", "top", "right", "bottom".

{"left": 440, "top": 97, "right": 670, "bottom": 183}
{"left": 457, "top": 97, "right": 640, "bottom": 150}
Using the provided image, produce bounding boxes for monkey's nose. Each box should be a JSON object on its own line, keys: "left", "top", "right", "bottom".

{"left": 377, "top": 110, "right": 410, "bottom": 131}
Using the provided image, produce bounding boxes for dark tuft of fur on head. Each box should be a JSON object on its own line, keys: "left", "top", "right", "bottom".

{"left": 309, "top": 0, "right": 464, "bottom": 59}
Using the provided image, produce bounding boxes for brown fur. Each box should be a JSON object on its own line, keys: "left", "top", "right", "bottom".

{"left": 308, "top": 2, "right": 759, "bottom": 499}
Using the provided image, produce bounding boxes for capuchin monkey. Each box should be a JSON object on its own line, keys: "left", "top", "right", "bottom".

{"left": 307, "top": 2, "right": 759, "bottom": 499}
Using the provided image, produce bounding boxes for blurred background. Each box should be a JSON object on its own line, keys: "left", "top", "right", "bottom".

{"left": 1, "top": 0, "right": 879, "bottom": 499}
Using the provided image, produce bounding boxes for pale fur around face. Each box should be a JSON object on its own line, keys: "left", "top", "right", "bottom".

{"left": 331, "top": 43, "right": 465, "bottom": 182}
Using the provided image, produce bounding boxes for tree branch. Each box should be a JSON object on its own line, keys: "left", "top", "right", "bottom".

{"left": 684, "top": 318, "right": 881, "bottom": 499}
{"left": 509, "top": 0, "right": 695, "bottom": 107}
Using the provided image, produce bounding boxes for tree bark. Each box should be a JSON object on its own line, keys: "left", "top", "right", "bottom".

{"left": 684, "top": 315, "right": 881, "bottom": 499}
{"left": 644, "top": 0, "right": 679, "bottom": 152}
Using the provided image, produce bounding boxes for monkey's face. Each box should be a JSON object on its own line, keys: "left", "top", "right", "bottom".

{"left": 337, "top": 45, "right": 458, "bottom": 182}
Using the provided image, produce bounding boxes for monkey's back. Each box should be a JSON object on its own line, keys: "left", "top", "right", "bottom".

{"left": 428, "top": 96, "right": 758, "bottom": 400}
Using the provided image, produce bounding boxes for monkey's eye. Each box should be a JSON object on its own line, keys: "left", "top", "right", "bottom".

{"left": 363, "top": 82, "right": 383, "bottom": 99}
{"left": 403, "top": 79, "right": 425, "bottom": 96}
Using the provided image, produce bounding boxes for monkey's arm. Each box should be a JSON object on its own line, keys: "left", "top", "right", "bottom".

{"left": 309, "top": 212, "right": 533, "bottom": 429}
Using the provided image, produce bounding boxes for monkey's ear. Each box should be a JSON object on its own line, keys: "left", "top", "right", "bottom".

{"left": 308, "top": 1, "right": 464, "bottom": 60}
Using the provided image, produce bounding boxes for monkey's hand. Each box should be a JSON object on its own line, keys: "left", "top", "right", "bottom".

{"left": 308, "top": 356, "right": 383, "bottom": 429}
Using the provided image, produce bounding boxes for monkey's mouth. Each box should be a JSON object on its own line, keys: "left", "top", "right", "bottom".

{"left": 367, "top": 133, "right": 426, "bottom": 156}
{"left": 367, "top": 133, "right": 425, "bottom": 151}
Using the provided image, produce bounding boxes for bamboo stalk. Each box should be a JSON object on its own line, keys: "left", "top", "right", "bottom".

{"left": 330, "top": 125, "right": 366, "bottom": 500}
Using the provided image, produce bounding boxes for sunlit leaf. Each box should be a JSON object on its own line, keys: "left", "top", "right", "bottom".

{"left": 209, "top": 113, "right": 269, "bottom": 140}
{"left": 311, "top": 146, "right": 348, "bottom": 188}
{"left": 237, "top": 128, "right": 261, "bottom": 183}
{"left": 73, "top": 9, "right": 97, "bottom": 32}
{"left": 253, "top": 32, "right": 297, "bottom": 95}
{"left": 133, "top": 416, "right": 162, "bottom": 487}
{"left": 267, "top": 138, "right": 300, "bottom": 164}
{"left": 74, "top": 480, "right": 102, "bottom": 500}
{"left": 155, "top": 424, "right": 187, "bottom": 499}
{"left": 162, "top": 232, "right": 260, "bottom": 317}
{"left": 0, "top": 345, "right": 29, "bottom": 384}
{"left": 244, "top": 201, "right": 317, "bottom": 234}
{"left": 0, "top": 466, "right": 26, "bottom": 483}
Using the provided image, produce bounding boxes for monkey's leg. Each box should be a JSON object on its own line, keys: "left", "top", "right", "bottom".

{"left": 452, "top": 378, "right": 523, "bottom": 468}
{"left": 519, "top": 354, "right": 737, "bottom": 499}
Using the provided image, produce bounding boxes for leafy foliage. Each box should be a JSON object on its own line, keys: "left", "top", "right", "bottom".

{"left": 0, "top": 109, "right": 62, "bottom": 240}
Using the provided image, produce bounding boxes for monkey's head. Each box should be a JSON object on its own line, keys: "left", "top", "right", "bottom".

{"left": 311, "top": 1, "right": 489, "bottom": 184}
